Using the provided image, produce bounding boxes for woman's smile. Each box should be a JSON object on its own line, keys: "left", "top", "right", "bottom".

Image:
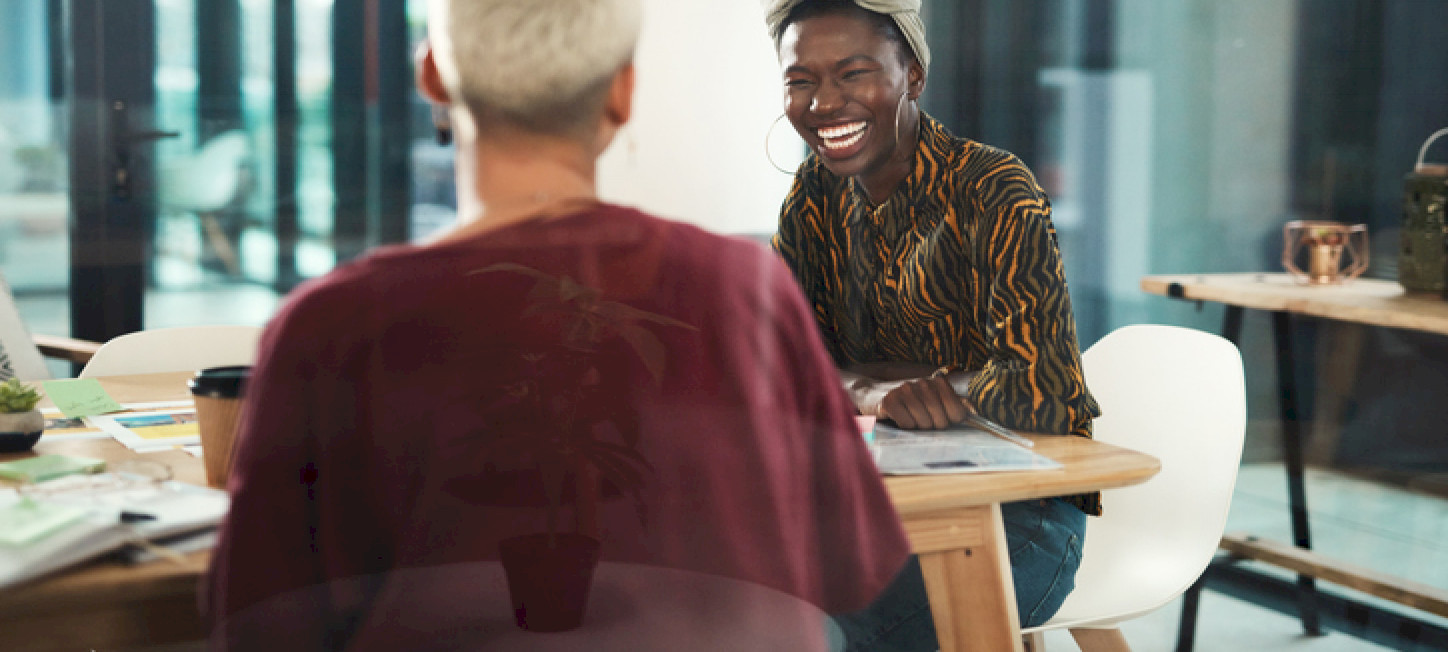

{"left": 779, "top": 11, "right": 922, "bottom": 202}
{"left": 815, "top": 121, "right": 870, "bottom": 158}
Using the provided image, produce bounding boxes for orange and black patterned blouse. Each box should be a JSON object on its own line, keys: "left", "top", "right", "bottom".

{"left": 772, "top": 113, "right": 1102, "bottom": 514}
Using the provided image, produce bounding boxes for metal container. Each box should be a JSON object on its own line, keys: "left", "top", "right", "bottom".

{"left": 1399, "top": 128, "right": 1448, "bottom": 293}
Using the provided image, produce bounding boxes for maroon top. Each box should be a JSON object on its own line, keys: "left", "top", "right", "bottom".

{"left": 205, "top": 205, "right": 911, "bottom": 648}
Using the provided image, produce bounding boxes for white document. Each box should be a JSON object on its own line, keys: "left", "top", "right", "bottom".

{"left": 870, "top": 424, "right": 1062, "bottom": 475}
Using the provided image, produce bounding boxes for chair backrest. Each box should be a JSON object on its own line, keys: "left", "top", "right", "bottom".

{"left": 1065, "top": 324, "right": 1246, "bottom": 624}
{"left": 158, "top": 130, "right": 251, "bottom": 212}
{"left": 0, "top": 271, "right": 52, "bottom": 381}
{"left": 79, "top": 325, "right": 263, "bottom": 378}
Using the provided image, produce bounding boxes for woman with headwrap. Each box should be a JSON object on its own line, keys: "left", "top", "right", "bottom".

{"left": 763, "top": 1, "right": 1100, "bottom": 649}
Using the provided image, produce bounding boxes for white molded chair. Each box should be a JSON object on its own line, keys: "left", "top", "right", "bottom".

{"left": 158, "top": 130, "right": 252, "bottom": 276}
{"left": 1022, "top": 324, "right": 1246, "bottom": 652}
{"left": 79, "top": 325, "right": 263, "bottom": 378}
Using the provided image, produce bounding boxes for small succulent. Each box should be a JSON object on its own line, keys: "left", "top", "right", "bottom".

{"left": 0, "top": 378, "right": 42, "bottom": 413}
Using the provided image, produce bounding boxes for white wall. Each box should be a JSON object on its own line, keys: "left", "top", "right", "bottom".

{"left": 597, "top": 0, "right": 803, "bottom": 235}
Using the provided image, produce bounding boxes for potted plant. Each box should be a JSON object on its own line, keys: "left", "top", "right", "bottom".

{"left": 460, "top": 263, "right": 694, "bottom": 632}
{"left": 0, "top": 378, "right": 45, "bottom": 453}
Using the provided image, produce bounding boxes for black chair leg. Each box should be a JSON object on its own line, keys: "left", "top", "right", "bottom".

{"left": 1176, "top": 574, "right": 1206, "bottom": 652}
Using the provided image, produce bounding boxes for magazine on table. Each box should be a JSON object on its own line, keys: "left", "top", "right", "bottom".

{"left": 869, "top": 423, "right": 1062, "bottom": 475}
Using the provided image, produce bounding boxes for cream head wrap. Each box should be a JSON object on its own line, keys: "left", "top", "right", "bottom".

{"left": 763, "top": 0, "right": 930, "bottom": 72}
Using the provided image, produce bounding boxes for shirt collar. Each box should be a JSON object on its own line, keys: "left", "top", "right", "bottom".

{"left": 845, "top": 112, "right": 952, "bottom": 224}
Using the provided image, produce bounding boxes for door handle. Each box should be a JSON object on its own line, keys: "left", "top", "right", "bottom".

{"left": 110, "top": 100, "right": 180, "bottom": 200}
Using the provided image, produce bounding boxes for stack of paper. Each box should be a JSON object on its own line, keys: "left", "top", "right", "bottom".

{"left": 869, "top": 424, "right": 1062, "bottom": 475}
{"left": 0, "top": 474, "right": 229, "bottom": 588}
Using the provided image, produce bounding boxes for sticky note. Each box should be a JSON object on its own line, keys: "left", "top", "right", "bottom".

{"left": 0, "top": 501, "right": 89, "bottom": 545}
{"left": 39, "top": 379, "right": 124, "bottom": 419}
{"left": 0, "top": 454, "right": 106, "bottom": 483}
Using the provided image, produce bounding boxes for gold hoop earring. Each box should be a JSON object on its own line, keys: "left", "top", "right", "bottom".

{"left": 893, "top": 91, "right": 910, "bottom": 147}
{"left": 765, "top": 113, "right": 797, "bottom": 175}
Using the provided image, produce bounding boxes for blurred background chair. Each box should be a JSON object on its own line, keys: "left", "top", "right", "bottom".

{"left": 78, "top": 325, "right": 262, "bottom": 378}
{"left": 156, "top": 130, "right": 253, "bottom": 278}
{"left": 1022, "top": 324, "right": 1247, "bottom": 652}
{"left": 0, "top": 270, "right": 99, "bottom": 380}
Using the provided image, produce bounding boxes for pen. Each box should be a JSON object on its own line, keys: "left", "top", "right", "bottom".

{"left": 965, "top": 414, "right": 1035, "bottom": 448}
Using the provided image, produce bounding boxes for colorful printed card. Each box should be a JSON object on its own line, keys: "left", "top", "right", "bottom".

{"left": 89, "top": 409, "right": 201, "bottom": 451}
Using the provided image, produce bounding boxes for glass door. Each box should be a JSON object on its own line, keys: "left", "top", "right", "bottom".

{"left": 1, "top": 0, "right": 432, "bottom": 358}
{"left": 0, "top": 0, "right": 73, "bottom": 356}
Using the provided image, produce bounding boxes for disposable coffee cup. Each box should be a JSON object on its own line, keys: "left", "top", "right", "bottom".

{"left": 188, "top": 366, "right": 250, "bottom": 489}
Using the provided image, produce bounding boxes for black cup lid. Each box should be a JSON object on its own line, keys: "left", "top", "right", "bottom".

{"left": 188, "top": 365, "right": 251, "bottom": 398}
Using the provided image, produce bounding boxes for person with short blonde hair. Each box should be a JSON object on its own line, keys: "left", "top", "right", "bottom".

{"left": 205, "top": 1, "right": 911, "bottom": 648}
{"left": 428, "top": 0, "right": 642, "bottom": 137}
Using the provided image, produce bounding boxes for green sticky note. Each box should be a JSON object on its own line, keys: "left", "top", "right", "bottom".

{"left": 0, "top": 501, "right": 89, "bottom": 545}
{"left": 39, "top": 379, "right": 124, "bottom": 419}
{"left": 0, "top": 455, "right": 106, "bottom": 483}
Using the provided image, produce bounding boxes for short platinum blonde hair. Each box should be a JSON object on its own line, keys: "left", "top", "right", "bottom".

{"left": 427, "top": 0, "right": 643, "bottom": 136}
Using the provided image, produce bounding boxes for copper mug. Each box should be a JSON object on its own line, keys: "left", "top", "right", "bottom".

{"left": 1282, "top": 220, "right": 1368, "bottom": 285}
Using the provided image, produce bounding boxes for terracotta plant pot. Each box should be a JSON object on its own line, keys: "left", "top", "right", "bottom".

{"left": 497, "top": 532, "right": 601, "bottom": 632}
{"left": 0, "top": 409, "right": 44, "bottom": 453}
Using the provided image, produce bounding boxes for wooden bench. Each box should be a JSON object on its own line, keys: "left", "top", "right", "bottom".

{"left": 1220, "top": 532, "right": 1448, "bottom": 617}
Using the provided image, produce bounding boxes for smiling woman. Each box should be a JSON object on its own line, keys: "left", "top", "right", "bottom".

{"left": 763, "top": 0, "right": 1102, "bottom": 649}
{"left": 775, "top": 2, "right": 922, "bottom": 202}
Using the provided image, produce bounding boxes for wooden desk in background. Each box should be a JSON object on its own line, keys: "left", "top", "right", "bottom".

{"left": 1142, "top": 273, "right": 1448, "bottom": 645}
{"left": 0, "top": 372, "right": 1159, "bottom": 652}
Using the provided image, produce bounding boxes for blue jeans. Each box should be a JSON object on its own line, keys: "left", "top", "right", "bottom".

{"left": 829, "top": 498, "right": 1087, "bottom": 652}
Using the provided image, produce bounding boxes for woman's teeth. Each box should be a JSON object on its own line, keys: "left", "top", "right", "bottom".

{"left": 817, "top": 122, "right": 867, "bottom": 151}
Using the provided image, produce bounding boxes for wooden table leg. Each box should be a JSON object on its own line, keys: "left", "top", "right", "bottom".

{"left": 903, "top": 503, "right": 1022, "bottom": 652}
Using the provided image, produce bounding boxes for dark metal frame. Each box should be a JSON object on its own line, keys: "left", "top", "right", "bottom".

{"left": 1186, "top": 557, "right": 1448, "bottom": 651}
{"left": 1170, "top": 301, "right": 1448, "bottom": 651}
{"left": 67, "top": 0, "right": 155, "bottom": 344}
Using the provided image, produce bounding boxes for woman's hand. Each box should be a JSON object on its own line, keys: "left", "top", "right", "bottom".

{"left": 877, "top": 376, "right": 972, "bottom": 429}
{"left": 842, "top": 366, "right": 975, "bottom": 429}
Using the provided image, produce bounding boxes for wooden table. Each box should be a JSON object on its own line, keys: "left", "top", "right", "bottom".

{"left": 1142, "top": 273, "right": 1448, "bottom": 646}
{"left": 1, "top": 372, "right": 1161, "bottom": 652}
{"left": 884, "top": 436, "right": 1159, "bottom": 652}
{"left": 0, "top": 372, "right": 208, "bottom": 652}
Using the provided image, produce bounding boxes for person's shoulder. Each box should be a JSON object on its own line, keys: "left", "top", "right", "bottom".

{"left": 624, "top": 207, "right": 776, "bottom": 270}
{"left": 266, "top": 251, "right": 396, "bottom": 336}
{"left": 951, "top": 144, "right": 1044, "bottom": 208}
{"left": 624, "top": 208, "right": 799, "bottom": 299}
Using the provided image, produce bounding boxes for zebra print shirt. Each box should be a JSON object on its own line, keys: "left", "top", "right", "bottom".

{"left": 773, "top": 112, "right": 1101, "bottom": 514}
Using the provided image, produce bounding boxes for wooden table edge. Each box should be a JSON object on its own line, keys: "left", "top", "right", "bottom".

{"left": 883, "top": 435, "right": 1161, "bottom": 516}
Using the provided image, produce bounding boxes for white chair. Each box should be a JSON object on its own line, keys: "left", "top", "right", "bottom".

{"left": 1021, "top": 324, "right": 1247, "bottom": 652}
{"left": 158, "top": 130, "right": 252, "bottom": 276}
{"left": 78, "top": 325, "right": 263, "bottom": 378}
{"left": 0, "top": 271, "right": 99, "bottom": 380}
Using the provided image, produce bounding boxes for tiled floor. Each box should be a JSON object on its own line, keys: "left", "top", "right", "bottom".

{"left": 1039, "top": 463, "right": 1448, "bottom": 652}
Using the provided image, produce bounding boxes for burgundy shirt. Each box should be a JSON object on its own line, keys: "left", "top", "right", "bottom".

{"left": 205, "top": 205, "right": 910, "bottom": 648}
